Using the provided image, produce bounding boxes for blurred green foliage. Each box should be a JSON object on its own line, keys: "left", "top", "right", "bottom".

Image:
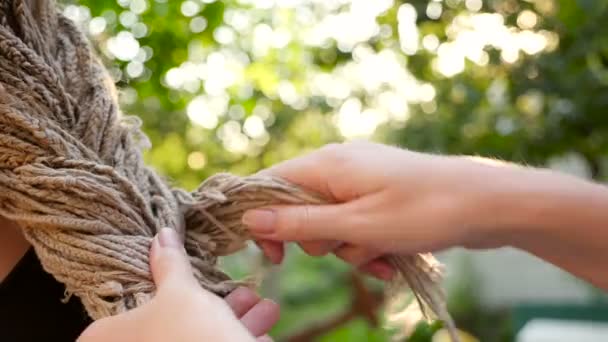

{"left": 67, "top": 0, "right": 608, "bottom": 340}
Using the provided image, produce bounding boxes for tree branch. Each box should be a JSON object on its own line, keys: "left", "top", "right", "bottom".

{"left": 284, "top": 272, "right": 384, "bottom": 342}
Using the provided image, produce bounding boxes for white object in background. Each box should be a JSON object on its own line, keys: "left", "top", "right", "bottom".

{"left": 438, "top": 248, "right": 592, "bottom": 308}
{"left": 516, "top": 318, "right": 608, "bottom": 342}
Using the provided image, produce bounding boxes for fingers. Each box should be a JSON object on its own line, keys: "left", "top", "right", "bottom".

{"left": 225, "top": 287, "right": 261, "bottom": 318}
{"left": 254, "top": 227, "right": 394, "bottom": 282}
{"left": 255, "top": 233, "right": 394, "bottom": 282}
{"left": 225, "top": 287, "right": 280, "bottom": 337}
{"left": 149, "top": 228, "right": 197, "bottom": 290}
{"left": 359, "top": 259, "right": 395, "bottom": 281}
{"left": 333, "top": 244, "right": 382, "bottom": 267}
{"left": 333, "top": 244, "right": 395, "bottom": 281}
{"left": 299, "top": 240, "right": 342, "bottom": 256}
{"left": 298, "top": 241, "right": 394, "bottom": 281}
{"left": 240, "top": 299, "right": 280, "bottom": 337}
{"left": 255, "top": 240, "right": 284, "bottom": 264}
{"left": 257, "top": 335, "right": 274, "bottom": 342}
{"left": 242, "top": 202, "right": 364, "bottom": 242}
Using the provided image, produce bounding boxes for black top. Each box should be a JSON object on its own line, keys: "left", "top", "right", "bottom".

{"left": 0, "top": 248, "right": 91, "bottom": 341}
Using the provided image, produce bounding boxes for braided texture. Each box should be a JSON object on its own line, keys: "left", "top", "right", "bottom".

{"left": 0, "top": 0, "right": 237, "bottom": 319}
{"left": 190, "top": 173, "right": 457, "bottom": 340}
{"left": 0, "top": 0, "right": 457, "bottom": 339}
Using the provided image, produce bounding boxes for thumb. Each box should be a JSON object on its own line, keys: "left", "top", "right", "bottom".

{"left": 242, "top": 203, "right": 361, "bottom": 242}
{"left": 149, "top": 228, "right": 198, "bottom": 290}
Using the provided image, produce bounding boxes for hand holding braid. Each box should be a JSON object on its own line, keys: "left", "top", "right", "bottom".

{"left": 0, "top": 0, "right": 457, "bottom": 340}
{"left": 188, "top": 171, "right": 457, "bottom": 339}
{"left": 0, "top": 0, "right": 238, "bottom": 318}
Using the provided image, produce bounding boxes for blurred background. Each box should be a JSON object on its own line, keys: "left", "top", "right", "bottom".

{"left": 66, "top": 0, "right": 608, "bottom": 340}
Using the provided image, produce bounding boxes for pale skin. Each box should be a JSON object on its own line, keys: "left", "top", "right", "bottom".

{"left": 3, "top": 140, "right": 608, "bottom": 340}
{"left": 78, "top": 228, "right": 278, "bottom": 342}
{"left": 244, "top": 141, "right": 608, "bottom": 290}
{"left": 0, "top": 226, "right": 279, "bottom": 342}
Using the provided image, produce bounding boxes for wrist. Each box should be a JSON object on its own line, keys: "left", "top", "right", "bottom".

{"left": 470, "top": 163, "right": 606, "bottom": 250}
{"left": 448, "top": 157, "right": 555, "bottom": 249}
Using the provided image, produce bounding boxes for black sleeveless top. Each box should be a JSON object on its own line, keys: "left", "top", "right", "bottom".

{"left": 0, "top": 248, "right": 91, "bottom": 341}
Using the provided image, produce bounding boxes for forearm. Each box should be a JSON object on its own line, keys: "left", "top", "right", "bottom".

{"left": 476, "top": 164, "right": 608, "bottom": 289}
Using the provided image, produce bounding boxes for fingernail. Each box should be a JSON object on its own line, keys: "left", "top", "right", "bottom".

{"left": 242, "top": 209, "right": 276, "bottom": 234}
{"left": 158, "top": 228, "right": 181, "bottom": 248}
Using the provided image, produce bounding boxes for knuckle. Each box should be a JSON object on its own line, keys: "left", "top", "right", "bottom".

{"left": 335, "top": 247, "right": 376, "bottom": 266}
{"left": 296, "top": 205, "right": 311, "bottom": 236}
{"left": 307, "top": 248, "right": 328, "bottom": 257}
{"left": 300, "top": 242, "right": 329, "bottom": 256}
{"left": 335, "top": 252, "right": 355, "bottom": 265}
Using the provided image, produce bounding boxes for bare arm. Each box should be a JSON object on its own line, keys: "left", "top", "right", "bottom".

{"left": 242, "top": 142, "right": 608, "bottom": 290}
{"left": 482, "top": 165, "right": 608, "bottom": 289}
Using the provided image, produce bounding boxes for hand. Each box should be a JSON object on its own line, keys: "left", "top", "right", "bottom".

{"left": 243, "top": 141, "right": 515, "bottom": 277}
{"left": 78, "top": 228, "right": 279, "bottom": 342}
{"left": 245, "top": 141, "right": 608, "bottom": 290}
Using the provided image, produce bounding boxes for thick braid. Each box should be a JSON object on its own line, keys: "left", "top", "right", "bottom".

{"left": 0, "top": 1, "right": 458, "bottom": 340}
{"left": 0, "top": 0, "right": 236, "bottom": 319}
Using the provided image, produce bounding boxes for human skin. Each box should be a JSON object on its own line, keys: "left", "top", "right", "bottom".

{"left": 243, "top": 141, "right": 608, "bottom": 290}
{"left": 0, "top": 225, "right": 279, "bottom": 342}
{"left": 0, "top": 218, "right": 29, "bottom": 283}
{"left": 78, "top": 228, "right": 279, "bottom": 342}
